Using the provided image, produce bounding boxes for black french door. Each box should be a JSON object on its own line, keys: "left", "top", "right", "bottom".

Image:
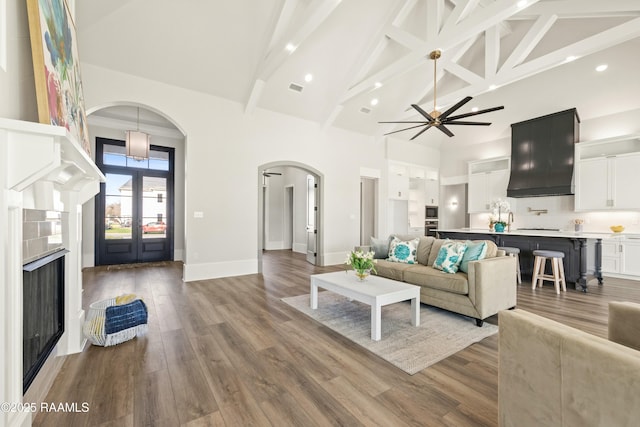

{"left": 95, "top": 138, "right": 174, "bottom": 266}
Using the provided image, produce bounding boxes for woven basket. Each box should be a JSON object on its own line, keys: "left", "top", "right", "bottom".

{"left": 83, "top": 297, "right": 148, "bottom": 346}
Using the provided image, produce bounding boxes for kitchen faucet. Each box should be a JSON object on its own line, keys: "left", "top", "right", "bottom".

{"left": 507, "top": 211, "right": 514, "bottom": 232}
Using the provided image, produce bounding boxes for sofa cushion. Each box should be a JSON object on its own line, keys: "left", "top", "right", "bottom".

{"left": 459, "top": 240, "right": 488, "bottom": 273}
{"left": 416, "top": 236, "right": 435, "bottom": 266}
{"left": 370, "top": 236, "right": 392, "bottom": 259}
{"left": 433, "top": 240, "right": 467, "bottom": 273}
{"left": 483, "top": 240, "right": 498, "bottom": 258}
{"left": 427, "top": 239, "right": 446, "bottom": 266}
{"left": 374, "top": 260, "right": 416, "bottom": 282}
{"left": 404, "top": 266, "right": 469, "bottom": 295}
{"left": 388, "top": 237, "right": 419, "bottom": 264}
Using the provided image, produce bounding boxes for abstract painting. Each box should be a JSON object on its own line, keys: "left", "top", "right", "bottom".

{"left": 26, "top": 0, "right": 90, "bottom": 155}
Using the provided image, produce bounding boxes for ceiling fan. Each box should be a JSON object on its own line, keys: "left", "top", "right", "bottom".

{"left": 379, "top": 50, "right": 504, "bottom": 139}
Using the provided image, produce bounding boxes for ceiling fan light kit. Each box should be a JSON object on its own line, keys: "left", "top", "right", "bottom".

{"left": 379, "top": 50, "right": 504, "bottom": 139}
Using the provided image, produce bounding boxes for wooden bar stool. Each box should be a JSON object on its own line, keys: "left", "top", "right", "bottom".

{"left": 499, "top": 246, "right": 521, "bottom": 284}
{"left": 531, "top": 250, "right": 566, "bottom": 294}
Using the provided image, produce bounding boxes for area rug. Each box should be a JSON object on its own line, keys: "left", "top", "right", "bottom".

{"left": 282, "top": 292, "right": 498, "bottom": 375}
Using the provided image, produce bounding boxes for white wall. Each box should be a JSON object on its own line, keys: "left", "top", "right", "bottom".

{"left": 0, "top": 0, "right": 37, "bottom": 121}
{"left": 80, "top": 64, "right": 398, "bottom": 279}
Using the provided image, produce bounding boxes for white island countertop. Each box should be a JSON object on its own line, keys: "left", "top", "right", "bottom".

{"left": 436, "top": 228, "right": 638, "bottom": 240}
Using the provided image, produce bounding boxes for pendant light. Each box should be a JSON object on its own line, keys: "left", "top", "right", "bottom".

{"left": 125, "top": 107, "right": 150, "bottom": 160}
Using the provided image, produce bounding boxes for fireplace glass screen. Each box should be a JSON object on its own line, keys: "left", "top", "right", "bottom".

{"left": 22, "top": 250, "right": 66, "bottom": 394}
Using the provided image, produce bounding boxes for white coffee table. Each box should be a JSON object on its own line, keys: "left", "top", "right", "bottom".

{"left": 310, "top": 271, "right": 420, "bottom": 341}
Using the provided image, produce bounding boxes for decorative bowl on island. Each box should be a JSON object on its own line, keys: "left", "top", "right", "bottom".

{"left": 610, "top": 225, "right": 625, "bottom": 233}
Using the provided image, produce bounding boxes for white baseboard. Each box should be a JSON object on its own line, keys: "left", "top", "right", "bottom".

{"left": 183, "top": 258, "right": 258, "bottom": 282}
{"left": 82, "top": 252, "right": 94, "bottom": 268}
{"left": 292, "top": 243, "right": 307, "bottom": 254}
{"left": 323, "top": 251, "right": 348, "bottom": 267}
{"left": 265, "top": 241, "right": 285, "bottom": 250}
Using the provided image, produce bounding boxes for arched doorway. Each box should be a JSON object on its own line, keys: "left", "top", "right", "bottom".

{"left": 85, "top": 104, "right": 186, "bottom": 267}
{"left": 257, "top": 161, "right": 324, "bottom": 272}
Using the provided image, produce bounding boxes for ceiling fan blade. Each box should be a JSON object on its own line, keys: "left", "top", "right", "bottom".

{"left": 436, "top": 124, "right": 454, "bottom": 137}
{"left": 446, "top": 105, "right": 504, "bottom": 121}
{"left": 411, "top": 104, "right": 435, "bottom": 121}
{"left": 444, "top": 121, "right": 492, "bottom": 126}
{"left": 409, "top": 124, "right": 434, "bottom": 140}
{"left": 378, "top": 121, "right": 429, "bottom": 124}
{"left": 440, "top": 96, "right": 473, "bottom": 120}
{"left": 383, "top": 123, "right": 429, "bottom": 136}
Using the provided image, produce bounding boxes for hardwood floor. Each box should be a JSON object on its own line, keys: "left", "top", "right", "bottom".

{"left": 34, "top": 251, "right": 640, "bottom": 426}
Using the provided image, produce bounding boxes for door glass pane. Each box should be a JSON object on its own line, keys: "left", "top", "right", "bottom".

{"left": 103, "top": 144, "right": 127, "bottom": 166}
{"left": 149, "top": 149, "right": 169, "bottom": 171}
{"left": 142, "top": 176, "right": 167, "bottom": 239}
{"left": 127, "top": 156, "right": 149, "bottom": 169}
{"left": 105, "top": 173, "right": 133, "bottom": 239}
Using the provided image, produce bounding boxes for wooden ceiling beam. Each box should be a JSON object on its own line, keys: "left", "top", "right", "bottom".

{"left": 343, "top": 0, "right": 540, "bottom": 104}
{"left": 500, "top": 13, "right": 558, "bottom": 72}
{"left": 401, "top": 16, "right": 640, "bottom": 122}
{"left": 245, "top": 0, "right": 342, "bottom": 114}
{"left": 511, "top": 0, "right": 640, "bottom": 19}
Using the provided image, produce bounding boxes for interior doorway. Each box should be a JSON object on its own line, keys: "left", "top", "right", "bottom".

{"left": 258, "top": 162, "right": 324, "bottom": 271}
{"left": 360, "top": 177, "right": 377, "bottom": 246}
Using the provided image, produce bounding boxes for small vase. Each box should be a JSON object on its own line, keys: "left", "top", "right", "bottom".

{"left": 494, "top": 223, "right": 505, "bottom": 233}
{"left": 355, "top": 269, "right": 370, "bottom": 281}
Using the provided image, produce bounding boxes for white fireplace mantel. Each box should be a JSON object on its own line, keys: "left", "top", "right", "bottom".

{"left": 0, "top": 118, "right": 104, "bottom": 427}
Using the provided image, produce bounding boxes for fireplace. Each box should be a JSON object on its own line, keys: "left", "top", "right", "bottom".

{"left": 1, "top": 118, "right": 104, "bottom": 427}
{"left": 22, "top": 250, "right": 67, "bottom": 394}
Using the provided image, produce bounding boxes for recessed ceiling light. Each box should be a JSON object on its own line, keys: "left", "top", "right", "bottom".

{"left": 374, "top": 82, "right": 383, "bottom": 89}
{"left": 304, "top": 73, "right": 313, "bottom": 82}
{"left": 285, "top": 43, "right": 296, "bottom": 52}
{"left": 596, "top": 64, "right": 608, "bottom": 72}
{"left": 471, "top": 107, "right": 479, "bottom": 112}
{"left": 489, "top": 84, "right": 497, "bottom": 91}
{"left": 370, "top": 98, "right": 379, "bottom": 106}
{"left": 517, "top": 0, "right": 527, "bottom": 8}
{"left": 565, "top": 55, "right": 577, "bottom": 62}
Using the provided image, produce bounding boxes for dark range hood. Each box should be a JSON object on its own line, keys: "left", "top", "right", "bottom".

{"left": 507, "top": 108, "right": 580, "bottom": 198}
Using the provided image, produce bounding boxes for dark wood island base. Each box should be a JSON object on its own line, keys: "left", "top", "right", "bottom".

{"left": 437, "top": 231, "right": 603, "bottom": 292}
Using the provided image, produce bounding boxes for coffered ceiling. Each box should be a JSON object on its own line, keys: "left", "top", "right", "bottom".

{"left": 78, "top": 0, "right": 640, "bottom": 147}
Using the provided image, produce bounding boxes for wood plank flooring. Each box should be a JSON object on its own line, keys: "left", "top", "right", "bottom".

{"left": 34, "top": 251, "right": 640, "bottom": 426}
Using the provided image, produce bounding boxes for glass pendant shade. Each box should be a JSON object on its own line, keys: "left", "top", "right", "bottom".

{"left": 125, "top": 130, "right": 150, "bottom": 159}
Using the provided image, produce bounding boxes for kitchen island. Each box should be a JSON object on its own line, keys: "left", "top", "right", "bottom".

{"left": 437, "top": 228, "right": 606, "bottom": 292}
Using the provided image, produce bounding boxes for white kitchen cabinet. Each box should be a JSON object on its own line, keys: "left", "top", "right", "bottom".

{"left": 468, "top": 157, "right": 510, "bottom": 213}
{"left": 575, "top": 134, "right": 640, "bottom": 211}
{"left": 425, "top": 178, "right": 439, "bottom": 206}
{"left": 611, "top": 155, "right": 640, "bottom": 209}
{"left": 388, "top": 172, "right": 409, "bottom": 200}
{"left": 601, "top": 238, "right": 623, "bottom": 274}
{"left": 388, "top": 161, "right": 439, "bottom": 233}
{"left": 621, "top": 237, "right": 640, "bottom": 277}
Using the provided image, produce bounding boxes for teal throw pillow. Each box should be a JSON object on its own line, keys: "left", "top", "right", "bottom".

{"left": 433, "top": 240, "right": 467, "bottom": 273}
{"left": 370, "top": 236, "right": 392, "bottom": 259}
{"left": 459, "top": 241, "right": 488, "bottom": 273}
{"left": 388, "top": 237, "right": 419, "bottom": 264}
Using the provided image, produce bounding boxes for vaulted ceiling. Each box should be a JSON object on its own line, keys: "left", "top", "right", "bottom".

{"left": 78, "top": 0, "right": 640, "bottom": 147}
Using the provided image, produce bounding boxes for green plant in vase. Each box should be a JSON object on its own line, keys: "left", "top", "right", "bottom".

{"left": 345, "top": 250, "right": 377, "bottom": 281}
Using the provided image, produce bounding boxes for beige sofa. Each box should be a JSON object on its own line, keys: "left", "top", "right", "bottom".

{"left": 373, "top": 236, "right": 517, "bottom": 326}
{"left": 499, "top": 303, "right": 640, "bottom": 427}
